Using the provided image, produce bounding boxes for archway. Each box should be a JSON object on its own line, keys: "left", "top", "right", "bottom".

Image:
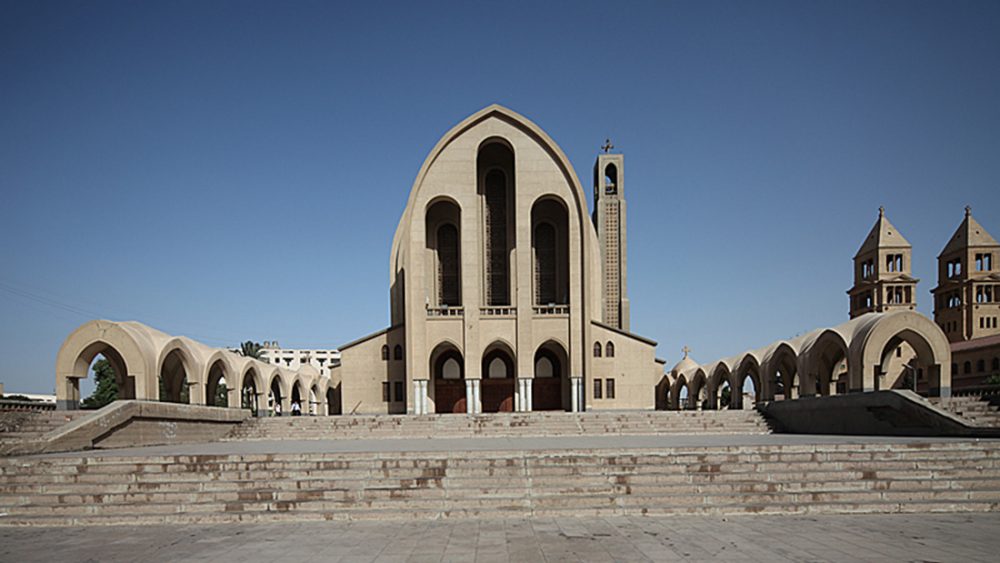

{"left": 804, "top": 330, "right": 849, "bottom": 396}
{"left": 764, "top": 344, "right": 798, "bottom": 401}
{"left": 241, "top": 368, "right": 260, "bottom": 414}
{"left": 481, "top": 343, "right": 515, "bottom": 413}
{"left": 533, "top": 341, "right": 567, "bottom": 411}
{"left": 734, "top": 357, "right": 761, "bottom": 409}
{"left": 856, "top": 318, "right": 950, "bottom": 396}
{"left": 670, "top": 377, "right": 689, "bottom": 411}
{"left": 205, "top": 359, "right": 229, "bottom": 407}
{"left": 688, "top": 370, "right": 707, "bottom": 410}
{"left": 706, "top": 364, "right": 732, "bottom": 410}
{"left": 430, "top": 343, "right": 465, "bottom": 414}
{"left": 327, "top": 385, "right": 342, "bottom": 415}
{"left": 291, "top": 381, "right": 303, "bottom": 415}
{"left": 269, "top": 376, "right": 283, "bottom": 416}
{"left": 309, "top": 385, "right": 319, "bottom": 415}
{"left": 159, "top": 348, "right": 192, "bottom": 404}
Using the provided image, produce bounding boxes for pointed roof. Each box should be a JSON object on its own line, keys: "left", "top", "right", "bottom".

{"left": 855, "top": 207, "right": 911, "bottom": 258}
{"left": 940, "top": 206, "right": 1000, "bottom": 256}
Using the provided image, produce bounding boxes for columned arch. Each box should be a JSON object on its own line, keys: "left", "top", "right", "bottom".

{"left": 706, "top": 363, "right": 734, "bottom": 410}
{"left": 157, "top": 341, "right": 197, "bottom": 404}
{"left": 204, "top": 355, "right": 231, "bottom": 407}
{"left": 241, "top": 365, "right": 263, "bottom": 415}
{"left": 762, "top": 343, "right": 798, "bottom": 401}
{"left": 669, "top": 376, "right": 689, "bottom": 411}
{"left": 55, "top": 320, "right": 154, "bottom": 408}
{"left": 801, "top": 330, "right": 850, "bottom": 396}
{"left": 734, "top": 355, "right": 762, "bottom": 409}
{"left": 688, "top": 369, "right": 708, "bottom": 410}
{"left": 852, "top": 312, "right": 952, "bottom": 396}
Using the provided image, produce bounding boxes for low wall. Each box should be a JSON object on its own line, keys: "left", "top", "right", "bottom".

{"left": 1, "top": 401, "right": 250, "bottom": 455}
{"left": 760, "top": 390, "right": 1000, "bottom": 438}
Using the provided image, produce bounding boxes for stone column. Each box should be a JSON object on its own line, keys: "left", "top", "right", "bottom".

{"left": 189, "top": 382, "right": 206, "bottom": 406}
{"left": 525, "top": 378, "right": 533, "bottom": 411}
{"left": 570, "top": 377, "right": 581, "bottom": 412}
{"left": 413, "top": 380, "right": 429, "bottom": 415}
{"left": 465, "top": 380, "right": 475, "bottom": 414}
{"left": 473, "top": 379, "right": 481, "bottom": 414}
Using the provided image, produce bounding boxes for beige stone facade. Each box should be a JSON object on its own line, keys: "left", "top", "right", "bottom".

{"left": 331, "top": 105, "right": 660, "bottom": 414}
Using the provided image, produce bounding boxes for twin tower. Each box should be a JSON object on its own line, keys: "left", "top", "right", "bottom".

{"left": 848, "top": 206, "right": 1000, "bottom": 344}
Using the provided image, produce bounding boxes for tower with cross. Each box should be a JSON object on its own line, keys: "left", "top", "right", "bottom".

{"left": 593, "top": 139, "right": 630, "bottom": 330}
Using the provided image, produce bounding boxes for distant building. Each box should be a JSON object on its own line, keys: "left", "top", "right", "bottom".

{"left": 257, "top": 342, "right": 341, "bottom": 378}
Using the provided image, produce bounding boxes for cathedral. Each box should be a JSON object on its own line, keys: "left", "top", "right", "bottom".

{"left": 330, "top": 105, "right": 662, "bottom": 414}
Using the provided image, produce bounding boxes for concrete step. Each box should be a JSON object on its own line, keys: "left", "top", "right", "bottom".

{"left": 2, "top": 441, "right": 999, "bottom": 525}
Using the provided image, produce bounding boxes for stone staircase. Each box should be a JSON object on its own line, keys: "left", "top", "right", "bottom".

{"left": 1, "top": 440, "right": 998, "bottom": 526}
{"left": 0, "top": 411, "right": 89, "bottom": 444}
{"left": 930, "top": 396, "right": 1000, "bottom": 428}
{"left": 227, "top": 410, "right": 775, "bottom": 441}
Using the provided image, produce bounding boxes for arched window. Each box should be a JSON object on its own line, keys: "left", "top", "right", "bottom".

{"left": 604, "top": 163, "right": 618, "bottom": 195}
{"left": 534, "top": 222, "right": 556, "bottom": 305}
{"left": 593, "top": 342, "right": 602, "bottom": 358}
{"left": 381, "top": 345, "right": 389, "bottom": 361}
{"left": 978, "top": 359, "right": 986, "bottom": 373}
{"left": 393, "top": 345, "right": 402, "bottom": 361}
{"left": 964, "top": 361, "right": 972, "bottom": 374}
{"left": 437, "top": 223, "right": 460, "bottom": 306}
{"left": 484, "top": 169, "right": 509, "bottom": 305}
{"left": 606, "top": 341, "right": 615, "bottom": 358}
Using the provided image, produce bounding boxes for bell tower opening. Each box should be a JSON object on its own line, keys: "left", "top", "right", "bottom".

{"left": 593, "top": 149, "right": 629, "bottom": 330}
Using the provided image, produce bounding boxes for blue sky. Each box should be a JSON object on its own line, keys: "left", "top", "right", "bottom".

{"left": 1, "top": 1, "right": 998, "bottom": 394}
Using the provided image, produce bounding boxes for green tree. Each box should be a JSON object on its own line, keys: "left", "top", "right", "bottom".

{"left": 159, "top": 376, "right": 190, "bottom": 403}
{"left": 720, "top": 384, "right": 731, "bottom": 409}
{"left": 215, "top": 381, "right": 229, "bottom": 407}
{"left": 81, "top": 359, "right": 118, "bottom": 409}
{"left": 239, "top": 341, "right": 264, "bottom": 359}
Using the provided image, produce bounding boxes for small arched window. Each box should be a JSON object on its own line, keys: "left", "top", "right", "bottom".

{"left": 381, "top": 345, "right": 389, "bottom": 361}
{"left": 964, "top": 361, "right": 972, "bottom": 375}
{"left": 593, "top": 342, "right": 602, "bottom": 358}
{"left": 393, "top": 345, "right": 403, "bottom": 361}
{"left": 977, "top": 359, "right": 986, "bottom": 373}
{"left": 606, "top": 341, "right": 615, "bottom": 358}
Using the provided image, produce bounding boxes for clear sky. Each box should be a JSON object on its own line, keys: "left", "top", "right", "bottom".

{"left": 1, "top": 1, "right": 998, "bottom": 395}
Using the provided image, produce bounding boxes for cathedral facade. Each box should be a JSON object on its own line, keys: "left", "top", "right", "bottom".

{"left": 331, "top": 105, "right": 662, "bottom": 414}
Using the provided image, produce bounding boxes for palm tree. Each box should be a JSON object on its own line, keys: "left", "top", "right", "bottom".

{"left": 239, "top": 341, "right": 264, "bottom": 359}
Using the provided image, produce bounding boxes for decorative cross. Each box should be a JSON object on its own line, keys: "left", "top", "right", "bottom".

{"left": 601, "top": 138, "right": 614, "bottom": 153}
{"left": 682, "top": 345, "right": 690, "bottom": 358}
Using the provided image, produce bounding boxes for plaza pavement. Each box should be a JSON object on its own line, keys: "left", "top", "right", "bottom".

{"left": 1, "top": 513, "right": 998, "bottom": 562}
{"left": 33, "top": 432, "right": 1000, "bottom": 459}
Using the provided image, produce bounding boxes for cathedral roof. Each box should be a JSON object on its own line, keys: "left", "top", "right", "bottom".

{"left": 855, "top": 207, "right": 911, "bottom": 258}
{"left": 940, "top": 206, "right": 999, "bottom": 256}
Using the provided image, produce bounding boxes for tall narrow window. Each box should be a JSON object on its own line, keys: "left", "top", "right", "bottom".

{"left": 437, "top": 223, "right": 460, "bottom": 306}
{"left": 535, "top": 223, "right": 556, "bottom": 304}
{"left": 593, "top": 342, "right": 602, "bottom": 358}
{"left": 484, "top": 170, "right": 509, "bottom": 305}
{"left": 606, "top": 341, "right": 615, "bottom": 358}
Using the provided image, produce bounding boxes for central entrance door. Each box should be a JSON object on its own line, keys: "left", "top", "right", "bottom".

{"left": 481, "top": 350, "right": 514, "bottom": 413}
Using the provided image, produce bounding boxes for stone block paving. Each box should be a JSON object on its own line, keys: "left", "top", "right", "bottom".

{"left": 1, "top": 513, "right": 998, "bottom": 562}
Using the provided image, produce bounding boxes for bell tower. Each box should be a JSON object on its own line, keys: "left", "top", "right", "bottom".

{"left": 932, "top": 206, "right": 1000, "bottom": 343}
{"left": 848, "top": 206, "right": 918, "bottom": 318}
{"left": 593, "top": 140, "right": 629, "bottom": 330}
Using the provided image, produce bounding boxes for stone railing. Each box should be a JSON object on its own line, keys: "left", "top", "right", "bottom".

{"left": 480, "top": 306, "right": 517, "bottom": 317}
{"left": 950, "top": 384, "right": 1000, "bottom": 398}
{"left": 427, "top": 306, "right": 464, "bottom": 318}
{"left": 0, "top": 399, "right": 56, "bottom": 412}
{"left": 533, "top": 305, "right": 569, "bottom": 316}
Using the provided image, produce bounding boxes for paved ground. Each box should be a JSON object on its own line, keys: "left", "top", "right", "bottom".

{"left": 1, "top": 513, "right": 998, "bottom": 562}
{"left": 33, "top": 433, "right": 1000, "bottom": 459}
